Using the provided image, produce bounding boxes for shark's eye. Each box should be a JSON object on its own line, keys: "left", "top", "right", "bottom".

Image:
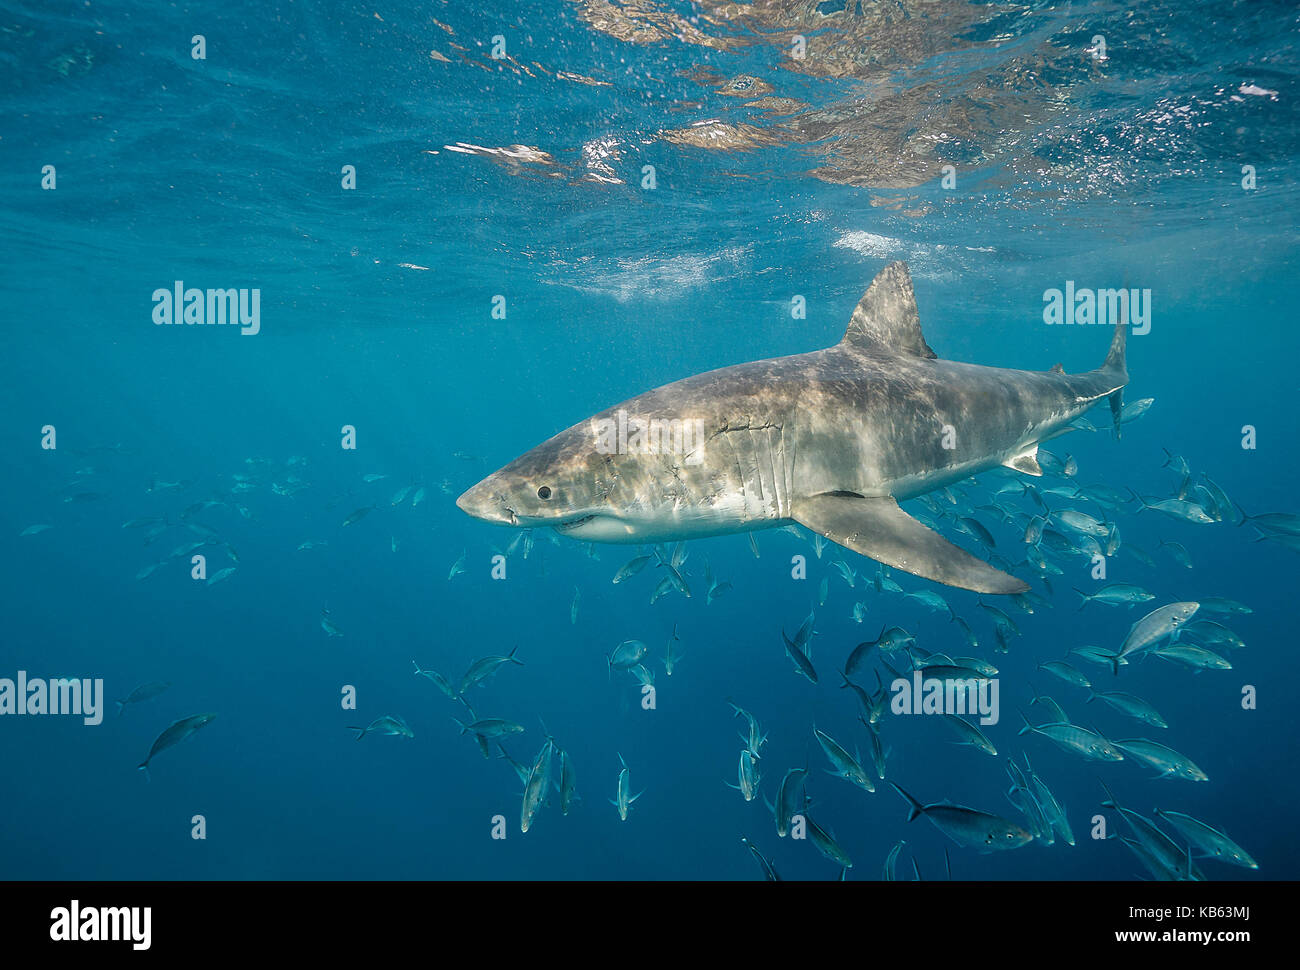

{"left": 537, "top": 486, "right": 552, "bottom": 500}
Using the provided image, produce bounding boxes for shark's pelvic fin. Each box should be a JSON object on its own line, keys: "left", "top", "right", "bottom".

{"left": 841, "top": 262, "right": 938, "bottom": 359}
{"left": 1003, "top": 444, "right": 1043, "bottom": 476}
{"left": 792, "top": 493, "right": 1030, "bottom": 595}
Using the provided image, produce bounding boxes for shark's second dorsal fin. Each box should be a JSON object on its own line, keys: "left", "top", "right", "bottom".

{"left": 841, "top": 262, "right": 938, "bottom": 359}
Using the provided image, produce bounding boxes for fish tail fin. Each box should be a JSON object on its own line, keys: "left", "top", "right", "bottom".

{"left": 1072, "top": 587, "right": 1090, "bottom": 610}
{"left": 1016, "top": 708, "right": 1034, "bottom": 737}
{"left": 508, "top": 645, "right": 524, "bottom": 666}
{"left": 346, "top": 727, "right": 366, "bottom": 741}
{"left": 137, "top": 762, "right": 150, "bottom": 782}
{"left": 116, "top": 701, "right": 125, "bottom": 718}
{"left": 450, "top": 717, "right": 468, "bottom": 736}
{"left": 1098, "top": 779, "right": 1119, "bottom": 810}
{"left": 888, "top": 782, "right": 924, "bottom": 823}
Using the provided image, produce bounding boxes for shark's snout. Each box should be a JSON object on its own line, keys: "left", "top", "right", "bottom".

{"left": 456, "top": 480, "right": 511, "bottom": 524}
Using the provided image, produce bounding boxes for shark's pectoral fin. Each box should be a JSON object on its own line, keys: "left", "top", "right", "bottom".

{"left": 1003, "top": 444, "right": 1043, "bottom": 477}
{"left": 792, "top": 493, "right": 1030, "bottom": 595}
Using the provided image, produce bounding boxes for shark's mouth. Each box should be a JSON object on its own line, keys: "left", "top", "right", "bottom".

{"left": 552, "top": 514, "right": 597, "bottom": 534}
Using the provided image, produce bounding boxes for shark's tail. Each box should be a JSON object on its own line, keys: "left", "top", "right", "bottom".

{"left": 1100, "top": 320, "right": 1128, "bottom": 437}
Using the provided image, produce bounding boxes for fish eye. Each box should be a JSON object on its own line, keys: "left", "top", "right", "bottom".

{"left": 537, "top": 486, "right": 552, "bottom": 500}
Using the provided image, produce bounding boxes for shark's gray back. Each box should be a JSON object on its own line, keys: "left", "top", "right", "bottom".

{"left": 598, "top": 334, "right": 1116, "bottom": 526}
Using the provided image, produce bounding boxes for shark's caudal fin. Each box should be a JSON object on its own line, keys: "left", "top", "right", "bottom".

{"left": 840, "top": 262, "right": 938, "bottom": 359}
{"left": 1100, "top": 320, "right": 1128, "bottom": 437}
{"left": 792, "top": 494, "right": 1030, "bottom": 595}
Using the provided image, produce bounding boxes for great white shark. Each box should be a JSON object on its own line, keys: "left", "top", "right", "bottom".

{"left": 456, "top": 262, "right": 1128, "bottom": 594}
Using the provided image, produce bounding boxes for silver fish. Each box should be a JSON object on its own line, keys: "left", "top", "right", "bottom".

{"left": 731, "top": 749, "right": 761, "bottom": 802}
{"left": 1037, "top": 661, "right": 1090, "bottom": 689}
{"left": 741, "top": 837, "right": 781, "bottom": 881}
{"left": 890, "top": 783, "right": 1034, "bottom": 850}
{"left": 459, "top": 646, "right": 524, "bottom": 693}
{"left": 941, "top": 714, "right": 997, "bottom": 756}
{"left": 348, "top": 714, "right": 414, "bottom": 741}
{"left": 1017, "top": 712, "right": 1124, "bottom": 762}
{"left": 321, "top": 610, "right": 343, "bottom": 638}
{"left": 774, "top": 767, "right": 808, "bottom": 838}
{"left": 607, "top": 639, "right": 649, "bottom": 676}
{"left": 115, "top": 681, "right": 171, "bottom": 717}
{"left": 412, "top": 661, "right": 459, "bottom": 701}
{"left": 814, "top": 727, "right": 874, "bottom": 792}
{"left": 805, "top": 814, "right": 853, "bottom": 869}
{"left": 610, "top": 753, "right": 643, "bottom": 821}
{"left": 342, "top": 506, "right": 374, "bottom": 527}
{"left": 1152, "top": 643, "right": 1231, "bottom": 670}
{"left": 1074, "top": 583, "right": 1155, "bottom": 609}
{"left": 453, "top": 716, "right": 524, "bottom": 742}
{"left": 1115, "top": 738, "right": 1208, "bottom": 781}
{"left": 1110, "top": 601, "right": 1200, "bottom": 670}
{"left": 781, "top": 629, "right": 818, "bottom": 684}
{"left": 520, "top": 738, "right": 555, "bottom": 833}
{"left": 663, "top": 625, "right": 684, "bottom": 676}
{"left": 1153, "top": 809, "right": 1257, "bottom": 869}
{"left": 1087, "top": 690, "right": 1167, "bottom": 728}
{"left": 612, "top": 554, "right": 652, "bottom": 583}
{"left": 138, "top": 713, "right": 217, "bottom": 777}
{"left": 558, "top": 746, "right": 578, "bottom": 815}
{"left": 206, "top": 566, "right": 237, "bottom": 586}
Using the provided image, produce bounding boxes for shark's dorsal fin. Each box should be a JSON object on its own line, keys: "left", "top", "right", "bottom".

{"left": 841, "top": 262, "right": 938, "bottom": 359}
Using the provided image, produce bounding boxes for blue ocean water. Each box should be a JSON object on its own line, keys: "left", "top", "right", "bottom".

{"left": 1, "top": 0, "right": 1297, "bottom": 881}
